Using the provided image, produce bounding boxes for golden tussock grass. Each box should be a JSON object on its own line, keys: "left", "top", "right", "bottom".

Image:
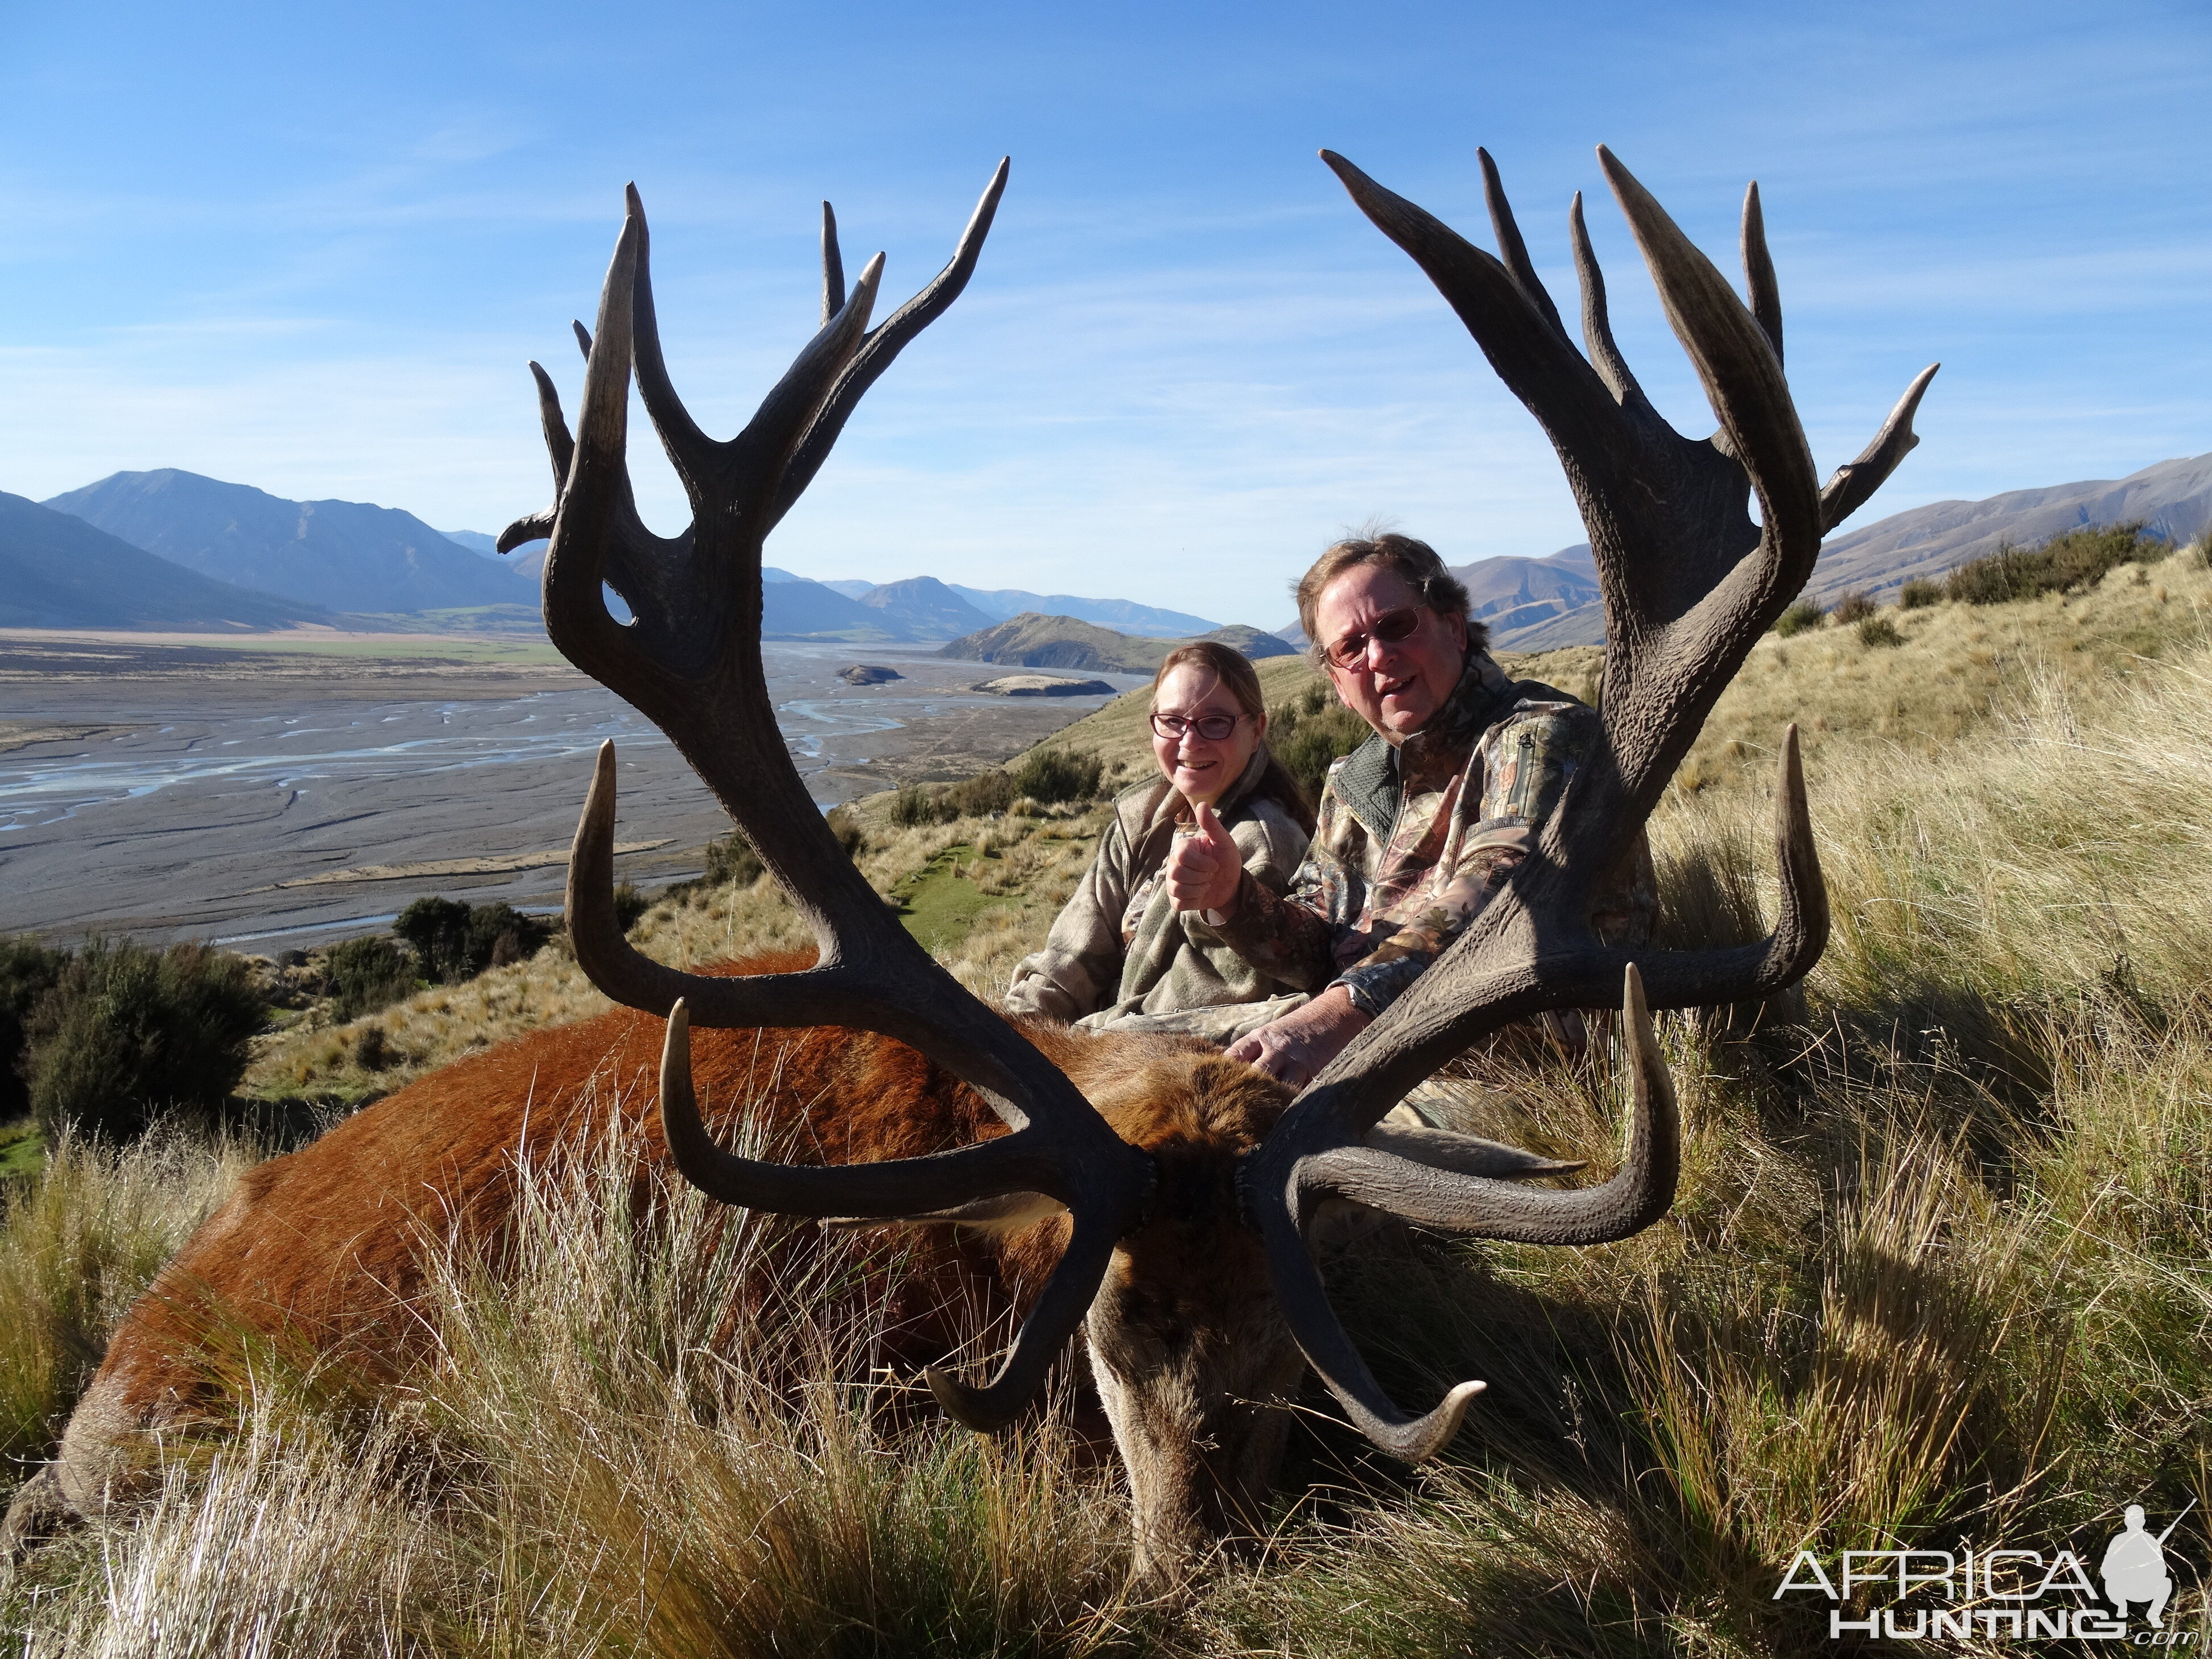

{"left": 8, "top": 569, "right": 2212, "bottom": 1652}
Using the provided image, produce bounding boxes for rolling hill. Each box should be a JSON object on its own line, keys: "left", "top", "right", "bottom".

{"left": 855, "top": 576, "right": 994, "bottom": 638}
{"left": 0, "top": 491, "right": 324, "bottom": 630}
{"left": 945, "top": 585, "right": 1219, "bottom": 637}
{"left": 46, "top": 471, "right": 527, "bottom": 616}
{"left": 1282, "top": 452, "right": 2212, "bottom": 651}
{"left": 940, "top": 613, "right": 1296, "bottom": 672}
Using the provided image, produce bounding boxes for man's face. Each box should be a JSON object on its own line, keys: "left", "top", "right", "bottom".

{"left": 1314, "top": 563, "right": 1469, "bottom": 741}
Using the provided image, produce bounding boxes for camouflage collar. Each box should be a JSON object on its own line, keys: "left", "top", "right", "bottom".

{"left": 1331, "top": 649, "right": 1516, "bottom": 841}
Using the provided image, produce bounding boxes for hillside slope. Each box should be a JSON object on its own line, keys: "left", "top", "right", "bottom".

{"left": 947, "top": 585, "right": 1219, "bottom": 637}
{"left": 46, "top": 471, "right": 526, "bottom": 616}
{"left": 1810, "top": 449, "right": 2212, "bottom": 601}
{"left": 857, "top": 576, "right": 993, "bottom": 638}
{"left": 941, "top": 613, "right": 1295, "bottom": 673}
{"left": 0, "top": 491, "right": 323, "bottom": 630}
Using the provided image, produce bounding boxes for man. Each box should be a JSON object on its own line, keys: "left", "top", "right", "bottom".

{"left": 2101, "top": 1505, "right": 2173, "bottom": 1628}
{"left": 1163, "top": 533, "right": 1652, "bottom": 1089}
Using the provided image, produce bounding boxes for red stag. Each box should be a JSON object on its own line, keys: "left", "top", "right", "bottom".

{"left": 2, "top": 148, "right": 1932, "bottom": 1586}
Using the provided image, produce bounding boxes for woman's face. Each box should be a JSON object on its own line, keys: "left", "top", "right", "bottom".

{"left": 1150, "top": 663, "right": 1263, "bottom": 807}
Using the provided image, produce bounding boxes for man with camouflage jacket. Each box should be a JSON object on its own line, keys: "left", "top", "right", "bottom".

{"left": 1163, "top": 533, "right": 1654, "bottom": 1089}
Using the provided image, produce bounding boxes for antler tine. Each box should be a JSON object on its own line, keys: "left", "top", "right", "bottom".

{"left": 572, "top": 320, "right": 592, "bottom": 360}
{"left": 772, "top": 157, "right": 1011, "bottom": 530}
{"left": 626, "top": 185, "right": 718, "bottom": 500}
{"left": 1741, "top": 181, "right": 1783, "bottom": 365}
{"left": 540, "top": 203, "right": 644, "bottom": 664}
{"left": 1595, "top": 147, "right": 1821, "bottom": 578}
{"left": 1821, "top": 362, "right": 1941, "bottom": 533}
{"left": 1299, "top": 965, "right": 1679, "bottom": 1240}
{"left": 1477, "top": 147, "right": 1568, "bottom": 342}
{"left": 659, "top": 1000, "right": 1139, "bottom": 1432}
{"left": 820, "top": 201, "right": 845, "bottom": 325}
{"left": 1245, "top": 965, "right": 1674, "bottom": 1462}
{"left": 1567, "top": 192, "right": 1648, "bottom": 412}
{"left": 925, "top": 1208, "right": 1123, "bottom": 1430}
{"left": 1319, "top": 150, "right": 1618, "bottom": 453}
{"left": 494, "top": 361, "right": 571, "bottom": 553}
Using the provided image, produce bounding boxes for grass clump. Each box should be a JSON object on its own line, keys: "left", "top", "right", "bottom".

{"left": 24, "top": 940, "right": 267, "bottom": 1141}
{"left": 1855, "top": 614, "right": 1904, "bottom": 648}
{"left": 0, "top": 1129, "right": 258, "bottom": 1472}
{"left": 1945, "top": 519, "right": 2170, "bottom": 605}
{"left": 1772, "top": 599, "right": 1825, "bottom": 637}
{"left": 1830, "top": 589, "right": 1877, "bottom": 624}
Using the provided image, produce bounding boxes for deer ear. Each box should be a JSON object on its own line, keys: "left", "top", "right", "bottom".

{"left": 819, "top": 1192, "right": 1069, "bottom": 1233}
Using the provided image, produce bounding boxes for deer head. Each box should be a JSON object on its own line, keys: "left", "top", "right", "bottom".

{"left": 507, "top": 148, "right": 1932, "bottom": 1577}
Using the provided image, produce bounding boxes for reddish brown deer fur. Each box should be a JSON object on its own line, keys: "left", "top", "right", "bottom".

{"left": 3, "top": 955, "right": 1303, "bottom": 1583}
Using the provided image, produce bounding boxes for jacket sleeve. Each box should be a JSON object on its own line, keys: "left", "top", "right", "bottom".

{"left": 1212, "top": 784, "right": 1356, "bottom": 993}
{"left": 1002, "top": 818, "right": 1136, "bottom": 1021}
{"left": 1331, "top": 701, "right": 1598, "bottom": 1020}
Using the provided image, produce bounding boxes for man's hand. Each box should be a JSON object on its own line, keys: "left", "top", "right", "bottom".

{"left": 1227, "top": 985, "right": 1371, "bottom": 1090}
{"left": 1165, "top": 800, "right": 1243, "bottom": 916}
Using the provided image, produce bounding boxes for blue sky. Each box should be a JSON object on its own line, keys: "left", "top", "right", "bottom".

{"left": 1, "top": 0, "right": 2206, "bottom": 628}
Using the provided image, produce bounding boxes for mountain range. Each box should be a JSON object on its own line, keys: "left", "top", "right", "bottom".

{"left": 0, "top": 491, "right": 325, "bottom": 630}
{"left": 16, "top": 452, "right": 2211, "bottom": 646}
{"left": 47, "top": 471, "right": 526, "bottom": 617}
{"left": 1276, "top": 451, "right": 2212, "bottom": 652}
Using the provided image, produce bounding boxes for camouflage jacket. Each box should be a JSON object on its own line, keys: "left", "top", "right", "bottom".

{"left": 1002, "top": 748, "right": 1311, "bottom": 1033}
{"left": 1217, "top": 649, "right": 1655, "bottom": 1020}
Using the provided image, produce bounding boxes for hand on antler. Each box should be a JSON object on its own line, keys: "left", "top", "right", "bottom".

{"left": 1228, "top": 986, "right": 1371, "bottom": 1089}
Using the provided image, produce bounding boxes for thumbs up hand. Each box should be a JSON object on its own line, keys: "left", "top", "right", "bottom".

{"left": 1165, "top": 800, "right": 1243, "bottom": 917}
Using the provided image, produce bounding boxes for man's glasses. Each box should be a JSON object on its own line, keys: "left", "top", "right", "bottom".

{"left": 1150, "top": 711, "right": 1245, "bottom": 742}
{"left": 1323, "top": 605, "right": 1425, "bottom": 670}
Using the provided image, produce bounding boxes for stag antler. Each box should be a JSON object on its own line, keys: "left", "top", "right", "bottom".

{"left": 504, "top": 166, "right": 1155, "bottom": 1430}
{"left": 1237, "top": 147, "right": 1937, "bottom": 1459}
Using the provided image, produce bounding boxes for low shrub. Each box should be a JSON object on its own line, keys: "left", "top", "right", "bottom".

{"left": 1268, "top": 682, "right": 1369, "bottom": 810}
{"left": 1857, "top": 615, "right": 1905, "bottom": 649}
{"left": 1899, "top": 576, "right": 1941, "bottom": 609}
{"left": 611, "top": 881, "right": 650, "bottom": 934}
{"left": 1831, "top": 589, "right": 1878, "bottom": 624}
{"left": 1773, "top": 599, "right": 1825, "bottom": 637}
{"left": 321, "top": 936, "right": 416, "bottom": 1023}
{"left": 888, "top": 769, "right": 1026, "bottom": 827}
{"left": 0, "top": 936, "right": 68, "bottom": 1122}
{"left": 24, "top": 939, "right": 267, "bottom": 1140}
{"left": 824, "top": 804, "right": 866, "bottom": 857}
{"left": 703, "top": 827, "right": 765, "bottom": 888}
{"left": 1010, "top": 749, "right": 1103, "bottom": 806}
{"left": 1946, "top": 520, "right": 2171, "bottom": 605}
{"left": 393, "top": 897, "right": 554, "bottom": 985}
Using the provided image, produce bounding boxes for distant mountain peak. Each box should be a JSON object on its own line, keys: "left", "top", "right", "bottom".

{"left": 46, "top": 470, "right": 531, "bottom": 620}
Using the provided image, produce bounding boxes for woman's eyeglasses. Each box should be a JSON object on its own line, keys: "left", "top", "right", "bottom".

{"left": 1322, "top": 605, "right": 1425, "bottom": 670}
{"left": 1150, "top": 711, "right": 1245, "bottom": 742}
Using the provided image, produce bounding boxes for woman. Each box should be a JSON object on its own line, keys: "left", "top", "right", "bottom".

{"left": 1004, "top": 641, "right": 1315, "bottom": 1041}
